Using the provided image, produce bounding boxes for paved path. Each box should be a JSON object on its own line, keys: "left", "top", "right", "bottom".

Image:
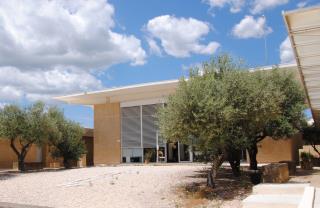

{"left": 314, "top": 188, "right": 320, "bottom": 208}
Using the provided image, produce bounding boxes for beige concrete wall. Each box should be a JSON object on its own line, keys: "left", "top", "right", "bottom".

{"left": 94, "top": 103, "right": 121, "bottom": 165}
{"left": 0, "top": 140, "right": 40, "bottom": 169}
{"left": 256, "top": 134, "right": 302, "bottom": 163}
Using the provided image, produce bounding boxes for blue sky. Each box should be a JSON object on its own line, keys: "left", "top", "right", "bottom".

{"left": 0, "top": 0, "right": 318, "bottom": 127}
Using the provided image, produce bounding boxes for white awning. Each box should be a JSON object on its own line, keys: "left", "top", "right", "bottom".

{"left": 54, "top": 79, "right": 179, "bottom": 105}
{"left": 283, "top": 6, "right": 320, "bottom": 125}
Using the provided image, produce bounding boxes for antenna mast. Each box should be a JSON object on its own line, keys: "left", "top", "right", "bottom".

{"left": 262, "top": 15, "right": 268, "bottom": 65}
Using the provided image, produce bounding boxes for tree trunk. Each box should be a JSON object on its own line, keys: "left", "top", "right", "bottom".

{"left": 18, "top": 156, "right": 26, "bottom": 172}
{"left": 207, "top": 154, "right": 224, "bottom": 188}
{"left": 227, "top": 148, "right": 241, "bottom": 177}
{"left": 248, "top": 143, "right": 258, "bottom": 170}
{"left": 63, "top": 158, "right": 71, "bottom": 169}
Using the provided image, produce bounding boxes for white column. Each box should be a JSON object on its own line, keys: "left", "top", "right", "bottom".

{"left": 140, "top": 105, "right": 144, "bottom": 163}
{"left": 156, "top": 131, "right": 159, "bottom": 163}
{"left": 178, "top": 141, "right": 180, "bottom": 163}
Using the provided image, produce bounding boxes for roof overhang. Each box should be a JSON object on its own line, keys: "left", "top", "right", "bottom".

{"left": 54, "top": 79, "right": 179, "bottom": 105}
{"left": 283, "top": 6, "right": 320, "bottom": 125}
{"left": 54, "top": 64, "right": 299, "bottom": 106}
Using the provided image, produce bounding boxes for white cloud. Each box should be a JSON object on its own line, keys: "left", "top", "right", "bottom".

{"left": 251, "top": 0, "right": 289, "bottom": 14}
{"left": 0, "top": 0, "right": 146, "bottom": 69}
{"left": 0, "top": 66, "right": 102, "bottom": 102}
{"left": 0, "top": 102, "right": 8, "bottom": 109}
{"left": 203, "top": 0, "right": 245, "bottom": 13}
{"left": 182, "top": 62, "right": 202, "bottom": 71}
{"left": 0, "top": 0, "right": 147, "bottom": 103}
{"left": 297, "top": 1, "right": 308, "bottom": 8}
{"left": 146, "top": 38, "right": 162, "bottom": 56}
{"left": 232, "top": 16, "right": 272, "bottom": 39}
{"left": 145, "top": 15, "right": 220, "bottom": 58}
{"left": 280, "top": 37, "right": 295, "bottom": 64}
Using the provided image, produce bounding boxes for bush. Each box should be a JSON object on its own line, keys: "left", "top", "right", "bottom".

{"left": 300, "top": 152, "right": 314, "bottom": 161}
{"left": 300, "top": 152, "right": 314, "bottom": 170}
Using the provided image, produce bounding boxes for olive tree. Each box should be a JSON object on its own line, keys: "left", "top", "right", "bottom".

{"left": 241, "top": 69, "right": 306, "bottom": 170}
{"left": 157, "top": 55, "right": 247, "bottom": 187}
{"left": 158, "top": 54, "right": 306, "bottom": 188}
{"left": 48, "top": 107, "right": 86, "bottom": 168}
{"left": 0, "top": 102, "right": 51, "bottom": 171}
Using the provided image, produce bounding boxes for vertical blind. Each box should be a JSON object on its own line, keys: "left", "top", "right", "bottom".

{"left": 121, "top": 106, "right": 141, "bottom": 148}
{"left": 142, "top": 104, "right": 158, "bottom": 148}
{"left": 121, "top": 104, "right": 161, "bottom": 149}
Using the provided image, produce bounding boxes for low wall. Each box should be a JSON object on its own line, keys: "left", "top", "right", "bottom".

{"left": 0, "top": 140, "right": 40, "bottom": 169}
{"left": 255, "top": 134, "right": 302, "bottom": 164}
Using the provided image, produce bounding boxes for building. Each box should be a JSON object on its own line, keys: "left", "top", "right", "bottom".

{"left": 54, "top": 63, "right": 303, "bottom": 166}
{"left": 0, "top": 128, "right": 93, "bottom": 169}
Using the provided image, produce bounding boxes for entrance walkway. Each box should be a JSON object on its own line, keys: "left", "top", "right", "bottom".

{"left": 242, "top": 183, "right": 310, "bottom": 208}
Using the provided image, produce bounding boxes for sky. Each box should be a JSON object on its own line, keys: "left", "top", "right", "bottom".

{"left": 0, "top": 0, "right": 318, "bottom": 127}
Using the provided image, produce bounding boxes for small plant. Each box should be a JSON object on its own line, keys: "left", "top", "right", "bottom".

{"left": 301, "top": 152, "right": 314, "bottom": 161}
{"left": 300, "top": 152, "right": 314, "bottom": 170}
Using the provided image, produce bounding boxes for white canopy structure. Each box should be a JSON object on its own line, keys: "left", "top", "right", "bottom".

{"left": 55, "top": 79, "right": 179, "bottom": 105}
{"left": 283, "top": 6, "right": 320, "bottom": 125}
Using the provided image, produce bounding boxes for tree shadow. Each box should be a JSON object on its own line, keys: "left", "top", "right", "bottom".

{"left": 294, "top": 168, "right": 320, "bottom": 177}
{"left": 0, "top": 173, "right": 18, "bottom": 180}
{"left": 182, "top": 168, "right": 252, "bottom": 201}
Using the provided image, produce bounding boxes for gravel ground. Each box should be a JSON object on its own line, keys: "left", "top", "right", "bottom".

{"left": 0, "top": 165, "right": 210, "bottom": 208}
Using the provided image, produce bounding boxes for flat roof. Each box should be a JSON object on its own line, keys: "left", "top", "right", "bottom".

{"left": 55, "top": 64, "right": 298, "bottom": 105}
{"left": 55, "top": 79, "right": 179, "bottom": 105}
{"left": 283, "top": 6, "right": 320, "bottom": 125}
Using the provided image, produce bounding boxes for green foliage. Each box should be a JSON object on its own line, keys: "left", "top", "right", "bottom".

{"left": 0, "top": 102, "right": 51, "bottom": 171}
{"left": 48, "top": 108, "right": 85, "bottom": 168}
{"left": 300, "top": 152, "right": 315, "bottom": 161}
{"left": 157, "top": 54, "right": 306, "bottom": 172}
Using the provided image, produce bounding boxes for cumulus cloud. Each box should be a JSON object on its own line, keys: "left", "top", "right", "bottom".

{"left": 145, "top": 15, "right": 220, "bottom": 57}
{"left": 0, "top": 66, "right": 103, "bottom": 102}
{"left": 0, "top": 0, "right": 146, "bottom": 69}
{"left": 251, "top": 0, "right": 289, "bottom": 14}
{"left": 146, "top": 38, "right": 162, "bottom": 56}
{"left": 280, "top": 37, "right": 295, "bottom": 64}
{"left": 0, "top": 0, "right": 146, "bottom": 103}
{"left": 297, "top": 1, "right": 308, "bottom": 8}
{"left": 232, "top": 16, "right": 272, "bottom": 39}
{"left": 203, "top": 0, "right": 245, "bottom": 13}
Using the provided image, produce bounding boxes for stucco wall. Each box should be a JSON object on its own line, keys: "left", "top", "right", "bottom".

{"left": 0, "top": 140, "right": 40, "bottom": 169}
{"left": 94, "top": 103, "right": 121, "bottom": 165}
{"left": 256, "top": 134, "right": 302, "bottom": 163}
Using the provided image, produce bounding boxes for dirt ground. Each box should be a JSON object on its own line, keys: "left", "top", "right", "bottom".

{"left": 176, "top": 167, "right": 320, "bottom": 208}
{"left": 175, "top": 167, "right": 253, "bottom": 208}
{"left": 1, "top": 165, "right": 319, "bottom": 208}
{"left": 0, "top": 165, "right": 253, "bottom": 208}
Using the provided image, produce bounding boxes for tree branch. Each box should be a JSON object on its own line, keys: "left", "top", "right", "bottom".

{"left": 10, "top": 139, "right": 21, "bottom": 157}
{"left": 311, "top": 144, "right": 320, "bottom": 158}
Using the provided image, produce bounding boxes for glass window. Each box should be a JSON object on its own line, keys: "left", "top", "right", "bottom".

{"left": 122, "top": 148, "right": 143, "bottom": 163}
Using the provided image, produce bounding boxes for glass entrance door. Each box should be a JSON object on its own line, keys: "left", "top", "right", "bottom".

{"left": 179, "top": 143, "right": 192, "bottom": 162}
{"left": 167, "top": 142, "right": 179, "bottom": 162}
